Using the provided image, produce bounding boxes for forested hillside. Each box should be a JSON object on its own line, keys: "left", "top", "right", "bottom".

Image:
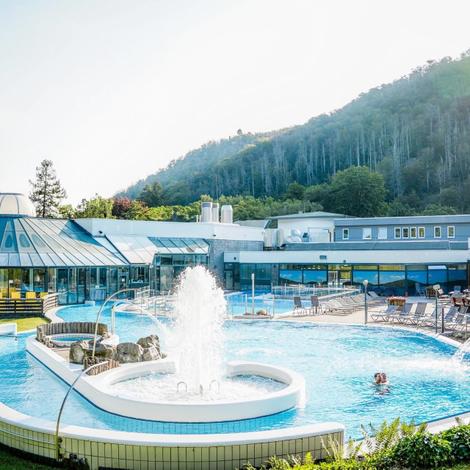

{"left": 120, "top": 52, "right": 470, "bottom": 213}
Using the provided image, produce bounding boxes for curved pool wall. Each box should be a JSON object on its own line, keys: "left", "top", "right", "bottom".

{"left": 0, "top": 403, "right": 343, "bottom": 469}
{"left": 1, "top": 303, "right": 470, "bottom": 468}
{"left": 26, "top": 337, "right": 306, "bottom": 423}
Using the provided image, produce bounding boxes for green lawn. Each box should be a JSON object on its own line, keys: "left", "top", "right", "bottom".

{"left": 0, "top": 447, "right": 55, "bottom": 469}
{"left": 0, "top": 316, "right": 48, "bottom": 332}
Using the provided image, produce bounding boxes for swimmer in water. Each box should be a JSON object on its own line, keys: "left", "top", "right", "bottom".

{"left": 374, "top": 372, "right": 389, "bottom": 385}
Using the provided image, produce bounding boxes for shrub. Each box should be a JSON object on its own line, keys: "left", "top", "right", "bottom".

{"left": 383, "top": 432, "right": 452, "bottom": 469}
{"left": 441, "top": 423, "right": 470, "bottom": 463}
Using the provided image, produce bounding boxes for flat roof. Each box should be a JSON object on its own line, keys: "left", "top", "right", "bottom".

{"left": 269, "top": 211, "right": 348, "bottom": 220}
{"left": 334, "top": 214, "right": 470, "bottom": 226}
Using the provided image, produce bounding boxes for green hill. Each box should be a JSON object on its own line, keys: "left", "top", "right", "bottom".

{"left": 119, "top": 51, "right": 470, "bottom": 213}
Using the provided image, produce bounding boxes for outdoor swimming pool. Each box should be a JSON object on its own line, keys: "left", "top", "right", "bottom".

{"left": 1, "top": 303, "right": 469, "bottom": 439}
{"left": 225, "top": 293, "right": 294, "bottom": 315}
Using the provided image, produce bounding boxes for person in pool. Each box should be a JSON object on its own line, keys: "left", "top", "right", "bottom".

{"left": 374, "top": 372, "right": 389, "bottom": 385}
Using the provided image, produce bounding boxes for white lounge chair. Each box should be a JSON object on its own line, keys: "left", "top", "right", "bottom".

{"left": 370, "top": 304, "right": 397, "bottom": 322}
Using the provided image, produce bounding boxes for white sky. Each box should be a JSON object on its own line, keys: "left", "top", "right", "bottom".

{"left": 1, "top": 0, "right": 470, "bottom": 205}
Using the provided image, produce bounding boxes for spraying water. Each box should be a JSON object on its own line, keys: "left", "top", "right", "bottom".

{"left": 169, "top": 266, "right": 227, "bottom": 394}
{"left": 109, "top": 266, "right": 287, "bottom": 403}
{"left": 453, "top": 337, "right": 470, "bottom": 364}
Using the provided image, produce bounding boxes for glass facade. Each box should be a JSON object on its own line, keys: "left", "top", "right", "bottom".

{"left": 226, "top": 262, "right": 469, "bottom": 295}
{"left": 0, "top": 216, "right": 214, "bottom": 304}
{"left": 153, "top": 254, "right": 208, "bottom": 292}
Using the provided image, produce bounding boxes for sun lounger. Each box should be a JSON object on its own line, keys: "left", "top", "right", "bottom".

{"left": 293, "top": 296, "right": 308, "bottom": 316}
{"left": 338, "top": 297, "right": 360, "bottom": 310}
{"left": 415, "top": 284, "right": 426, "bottom": 297}
{"left": 416, "top": 307, "right": 440, "bottom": 327}
{"left": 447, "top": 307, "right": 470, "bottom": 331}
{"left": 309, "top": 295, "right": 324, "bottom": 315}
{"left": 351, "top": 295, "right": 364, "bottom": 305}
{"left": 370, "top": 304, "right": 397, "bottom": 322}
{"left": 390, "top": 302, "right": 415, "bottom": 324}
{"left": 442, "top": 306, "right": 459, "bottom": 324}
{"left": 326, "top": 299, "right": 355, "bottom": 313}
{"left": 403, "top": 302, "right": 428, "bottom": 325}
{"left": 368, "top": 291, "right": 386, "bottom": 303}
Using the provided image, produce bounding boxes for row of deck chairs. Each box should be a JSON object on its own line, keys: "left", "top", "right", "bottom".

{"left": 371, "top": 302, "right": 470, "bottom": 331}
{"left": 293, "top": 294, "right": 367, "bottom": 316}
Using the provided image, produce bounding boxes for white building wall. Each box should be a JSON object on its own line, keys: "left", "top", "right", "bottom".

{"left": 277, "top": 218, "right": 335, "bottom": 242}
{"left": 225, "top": 249, "right": 470, "bottom": 265}
{"left": 75, "top": 219, "right": 264, "bottom": 242}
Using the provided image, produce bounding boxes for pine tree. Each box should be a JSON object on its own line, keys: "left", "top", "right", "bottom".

{"left": 29, "top": 159, "right": 67, "bottom": 217}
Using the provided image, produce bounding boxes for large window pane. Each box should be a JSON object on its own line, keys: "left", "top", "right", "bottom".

{"left": 33, "top": 269, "right": 46, "bottom": 293}
{"left": 255, "top": 264, "right": 271, "bottom": 282}
{"left": 0, "top": 269, "right": 8, "bottom": 298}
{"left": 352, "top": 271, "right": 378, "bottom": 284}
{"left": 47, "top": 268, "right": 56, "bottom": 293}
{"left": 57, "top": 268, "right": 68, "bottom": 304}
{"left": 380, "top": 271, "right": 406, "bottom": 295}
{"left": 240, "top": 264, "right": 255, "bottom": 282}
{"left": 279, "top": 270, "right": 302, "bottom": 284}
{"left": 303, "top": 270, "right": 327, "bottom": 284}
{"left": 428, "top": 267, "right": 447, "bottom": 285}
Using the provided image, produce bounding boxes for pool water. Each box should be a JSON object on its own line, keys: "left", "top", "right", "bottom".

{"left": 226, "top": 293, "right": 294, "bottom": 315}
{"left": 50, "top": 334, "right": 98, "bottom": 346}
{"left": 1, "top": 304, "right": 470, "bottom": 439}
{"left": 109, "top": 373, "right": 286, "bottom": 403}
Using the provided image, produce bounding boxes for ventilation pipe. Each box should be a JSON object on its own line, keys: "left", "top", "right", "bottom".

{"left": 212, "top": 203, "right": 220, "bottom": 223}
{"left": 201, "top": 202, "right": 213, "bottom": 223}
{"left": 220, "top": 205, "right": 233, "bottom": 224}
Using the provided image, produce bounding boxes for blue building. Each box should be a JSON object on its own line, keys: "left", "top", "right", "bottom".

{"left": 224, "top": 213, "right": 470, "bottom": 295}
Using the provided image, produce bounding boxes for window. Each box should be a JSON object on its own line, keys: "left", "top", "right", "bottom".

{"left": 342, "top": 228, "right": 349, "bottom": 240}
{"left": 434, "top": 226, "right": 442, "bottom": 238}
{"left": 394, "top": 227, "right": 401, "bottom": 239}
{"left": 377, "top": 227, "right": 387, "bottom": 240}
{"left": 447, "top": 226, "right": 455, "bottom": 238}
{"left": 402, "top": 227, "right": 410, "bottom": 239}
{"left": 18, "top": 234, "right": 30, "bottom": 248}
{"left": 362, "top": 227, "right": 372, "bottom": 240}
{"left": 418, "top": 227, "right": 425, "bottom": 239}
{"left": 410, "top": 227, "right": 417, "bottom": 239}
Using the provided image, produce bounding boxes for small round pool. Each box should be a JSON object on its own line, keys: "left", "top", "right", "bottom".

{"left": 48, "top": 333, "right": 100, "bottom": 347}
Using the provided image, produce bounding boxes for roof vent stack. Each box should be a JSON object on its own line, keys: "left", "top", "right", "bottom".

{"left": 220, "top": 205, "right": 233, "bottom": 224}
{"left": 201, "top": 202, "right": 213, "bottom": 223}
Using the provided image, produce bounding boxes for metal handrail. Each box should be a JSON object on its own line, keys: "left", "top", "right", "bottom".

{"left": 91, "top": 288, "right": 138, "bottom": 359}
{"left": 54, "top": 361, "right": 106, "bottom": 461}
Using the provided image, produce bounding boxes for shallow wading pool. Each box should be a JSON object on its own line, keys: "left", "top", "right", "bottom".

{"left": 48, "top": 333, "right": 99, "bottom": 347}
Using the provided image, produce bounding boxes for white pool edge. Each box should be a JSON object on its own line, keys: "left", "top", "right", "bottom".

{"left": 26, "top": 337, "right": 306, "bottom": 423}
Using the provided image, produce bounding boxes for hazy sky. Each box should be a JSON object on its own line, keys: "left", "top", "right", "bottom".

{"left": 1, "top": 0, "right": 470, "bottom": 205}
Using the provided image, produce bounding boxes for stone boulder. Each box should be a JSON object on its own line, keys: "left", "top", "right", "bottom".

{"left": 69, "top": 340, "right": 116, "bottom": 364}
{"left": 142, "top": 346, "right": 161, "bottom": 362}
{"left": 93, "top": 342, "right": 116, "bottom": 361}
{"left": 69, "top": 340, "right": 90, "bottom": 364}
{"left": 137, "top": 334, "right": 160, "bottom": 352}
{"left": 116, "top": 342, "right": 143, "bottom": 363}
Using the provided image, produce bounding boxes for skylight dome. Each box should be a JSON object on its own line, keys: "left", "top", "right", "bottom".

{"left": 0, "top": 193, "right": 36, "bottom": 217}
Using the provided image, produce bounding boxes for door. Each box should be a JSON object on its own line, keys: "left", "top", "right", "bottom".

{"left": 328, "top": 270, "right": 338, "bottom": 287}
